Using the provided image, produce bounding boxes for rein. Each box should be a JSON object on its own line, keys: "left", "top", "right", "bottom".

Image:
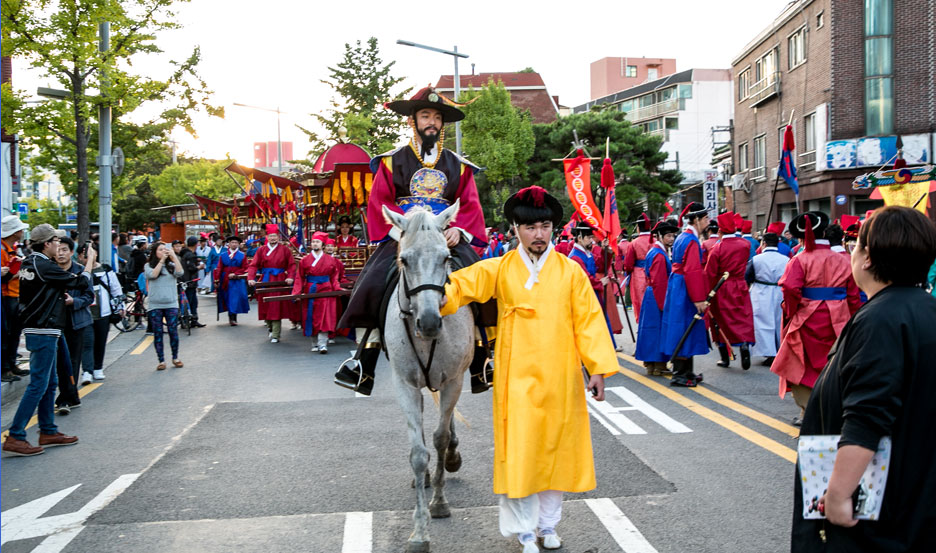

{"left": 397, "top": 260, "right": 451, "bottom": 393}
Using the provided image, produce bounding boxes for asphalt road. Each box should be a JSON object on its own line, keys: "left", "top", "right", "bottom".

{"left": 2, "top": 297, "right": 801, "bottom": 553}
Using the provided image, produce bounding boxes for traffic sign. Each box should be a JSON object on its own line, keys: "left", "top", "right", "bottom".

{"left": 16, "top": 203, "right": 27, "bottom": 214}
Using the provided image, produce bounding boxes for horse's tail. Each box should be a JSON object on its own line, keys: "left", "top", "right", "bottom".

{"left": 431, "top": 390, "right": 471, "bottom": 429}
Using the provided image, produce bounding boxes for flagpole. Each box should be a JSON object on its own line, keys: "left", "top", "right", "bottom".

{"left": 765, "top": 110, "right": 796, "bottom": 231}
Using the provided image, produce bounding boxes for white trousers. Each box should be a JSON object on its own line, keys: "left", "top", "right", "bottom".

{"left": 499, "top": 490, "right": 564, "bottom": 537}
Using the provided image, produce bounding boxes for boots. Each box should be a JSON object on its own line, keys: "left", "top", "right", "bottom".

{"left": 469, "top": 342, "right": 494, "bottom": 394}
{"left": 740, "top": 344, "right": 751, "bottom": 370}
{"left": 670, "top": 357, "right": 703, "bottom": 387}
{"left": 716, "top": 345, "right": 731, "bottom": 368}
{"left": 334, "top": 346, "right": 380, "bottom": 396}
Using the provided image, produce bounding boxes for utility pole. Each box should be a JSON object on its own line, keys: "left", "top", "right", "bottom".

{"left": 97, "top": 21, "right": 113, "bottom": 264}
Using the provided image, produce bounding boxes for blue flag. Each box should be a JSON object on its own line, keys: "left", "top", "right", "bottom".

{"left": 778, "top": 125, "right": 799, "bottom": 196}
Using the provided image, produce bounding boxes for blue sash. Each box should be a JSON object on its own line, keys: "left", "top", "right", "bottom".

{"left": 633, "top": 259, "right": 647, "bottom": 268}
{"left": 260, "top": 267, "right": 285, "bottom": 282}
{"left": 802, "top": 287, "right": 847, "bottom": 301}
{"left": 303, "top": 275, "right": 330, "bottom": 337}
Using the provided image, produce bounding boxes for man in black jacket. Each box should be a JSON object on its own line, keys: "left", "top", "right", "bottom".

{"left": 2, "top": 225, "right": 96, "bottom": 457}
{"left": 179, "top": 237, "right": 205, "bottom": 327}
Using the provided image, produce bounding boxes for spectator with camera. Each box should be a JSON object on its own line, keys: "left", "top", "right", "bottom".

{"left": 2, "top": 224, "right": 95, "bottom": 457}
{"left": 53, "top": 236, "right": 95, "bottom": 415}
{"left": 2, "top": 215, "right": 29, "bottom": 383}
{"left": 76, "top": 242, "right": 123, "bottom": 385}
{"left": 146, "top": 242, "right": 185, "bottom": 370}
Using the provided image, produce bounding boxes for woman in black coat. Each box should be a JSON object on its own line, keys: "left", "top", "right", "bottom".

{"left": 792, "top": 206, "right": 936, "bottom": 552}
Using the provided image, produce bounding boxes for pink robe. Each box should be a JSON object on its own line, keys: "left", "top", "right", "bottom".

{"left": 291, "top": 252, "right": 340, "bottom": 335}
{"left": 771, "top": 245, "right": 861, "bottom": 395}
{"left": 704, "top": 236, "right": 755, "bottom": 345}
{"left": 622, "top": 233, "right": 653, "bottom": 323}
{"left": 247, "top": 244, "right": 299, "bottom": 322}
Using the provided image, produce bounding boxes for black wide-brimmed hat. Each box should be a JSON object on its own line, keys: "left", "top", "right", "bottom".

{"left": 503, "top": 186, "right": 564, "bottom": 226}
{"left": 653, "top": 218, "right": 679, "bottom": 235}
{"left": 225, "top": 235, "right": 242, "bottom": 243}
{"left": 385, "top": 87, "right": 465, "bottom": 123}
{"left": 788, "top": 211, "right": 830, "bottom": 239}
{"left": 572, "top": 222, "right": 595, "bottom": 236}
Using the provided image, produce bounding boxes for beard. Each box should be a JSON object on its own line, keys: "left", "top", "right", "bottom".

{"left": 417, "top": 125, "right": 440, "bottom": 157}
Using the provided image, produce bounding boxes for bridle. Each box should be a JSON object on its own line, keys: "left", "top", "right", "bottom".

{"left": 397, "top": 254, "right": 452, "bottom": 393}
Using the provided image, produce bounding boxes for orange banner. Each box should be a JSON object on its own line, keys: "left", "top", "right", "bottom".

{"left": 563, "top": 157, "right": 603, "bottom": 233}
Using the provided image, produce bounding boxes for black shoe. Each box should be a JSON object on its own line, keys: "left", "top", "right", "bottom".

{"left": 2, "top": 372, "right": 20, "bottom": 383}
{"left": 716, "top": 345, "right": 731, "bottom": 368}
{"left": 792, "top": 417, "right": 802, "bottom": 427}
{"left": 469, "top": 344, "right": 493, "bottom": 394}
{"left": 334, "top": 347, "right": 379, "bottom": 396}
{"left": 740, "top": 344, "right": 751, "bottom": 370}
{"left": 670, "top": 375, "right": 698, "bottom": 387}
{"left": 11, "top": 367, "right": 29, "bottom": 377}
{"left": 192, "top": 322, "right": 207, "bottom": 328}
{"left": 761, "top": 356, "right": 775, "bottom": 367}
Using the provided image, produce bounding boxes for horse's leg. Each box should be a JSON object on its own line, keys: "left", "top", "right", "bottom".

{"left": 429, "top": 380, "right": 462, "bottom": 519}
{"left": 397, "top": 381, "right": 432, "bottom": 552}
{"left": 444, "top": 413, "right": 462, "bottom": 473}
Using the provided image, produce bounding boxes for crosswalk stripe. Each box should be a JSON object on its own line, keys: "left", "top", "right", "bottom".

{"left": 585, "top": 498, "right": 659, "bottom": 553}
{"left": 341, "top": 511, "right": 372, "bottom": 553}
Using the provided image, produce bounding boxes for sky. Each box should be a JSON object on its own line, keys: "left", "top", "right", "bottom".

{"left": 15, "top": 0, "right": 795, "bottom": 168}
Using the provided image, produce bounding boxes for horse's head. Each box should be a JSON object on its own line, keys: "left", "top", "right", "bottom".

{"left": 383, "top": 200, "right": 460, "bottom": 339}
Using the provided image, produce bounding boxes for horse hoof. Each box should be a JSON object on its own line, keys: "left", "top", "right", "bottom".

{"left": 444, "top": 451, "right": 462, "bottom": 473}
{"left": 430, "top": 503, "right": 451, "bottom": 519}
{"left": 407, "top": 540, "right": 431, "bottom": 553}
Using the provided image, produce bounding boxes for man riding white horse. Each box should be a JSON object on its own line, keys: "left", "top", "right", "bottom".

{"left": 335, "top": 87, "right": 495, "bottom": 396}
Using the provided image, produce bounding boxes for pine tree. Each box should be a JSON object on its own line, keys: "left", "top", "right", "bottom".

{"left": 299, "top": 38, "right": 411, "bottom": 158}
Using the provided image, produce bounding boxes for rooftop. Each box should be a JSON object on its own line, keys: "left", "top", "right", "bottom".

{"left": 573, "top": 69, "right": 729, "bottom": 113}
{"left": 435, "top": 72, "right": 546, "bottom": 90}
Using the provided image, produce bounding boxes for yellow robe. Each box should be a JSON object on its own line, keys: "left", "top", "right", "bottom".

{"left": 441, "top": 249, "right": 618, "bottom": 498}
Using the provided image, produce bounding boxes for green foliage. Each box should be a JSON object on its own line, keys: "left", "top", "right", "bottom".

{"left": 299, "top": 37, "right": 411, "bottom": 158}
{"left": 458, "top": 80, "right": 536, "bottom": 225}
{"left": 23, "top": 197, "right": 67, "bottom": 229}
{"left": 2, "top": 0, "right": 222, "bottom": 241}
{"left": 517, "top": 67, "right": 537, "bottom": 73}
{"left": 527, "top": 110, "right": 682, "bottom": 225}
{"left": 149, "top": 158, "right": 239, "bottom": 206}
{"left": 113, "top": 179, "right": 170, "bottom": 232}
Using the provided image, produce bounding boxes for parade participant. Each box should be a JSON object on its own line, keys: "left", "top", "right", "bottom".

{"left": 2, "top": 215, "right": 28, "bottom": 383}
{"left": 195, "top": 236, "right": 210, "bottom": 293}
{"left": 568, "top": 223, "right": 607, "bottom": 292}
{"left": 635, "top": 218, "right": 678, "bottom": 376}
{"left": 740, "top": 220, "right": 758, "bottom": 259}
{"left": 292, "top": 231, "right": 341, "bottom": 353}
{"left": 553, "top": 227, "right": 573, "bottom": 256}
{"left": 248, "top": 224, "right": 298, "bottom": 343}
{"left": 705, "top": 212, "right": 755, "bottom": 370}
{"left": 214, "top": 236, "right": 250, "bottom": 326}
{"left": 791, "top": 206, "right": 936, "bottom": 552}
{"left": 745, "top": 232, "right": 788, "bottom": 366}
{"left": 701, "top": 219, "right": 720, "bottom": 265}
{"left": 334, "top": 87, "right": 492, "bottom": 396}
{"left": 661, "top": 202, "right": 711, "bottom": 387}
{"left": 622, "top": 213, "right": 653, "bottom": 323}
{"left": 335, "top": 215, "right": 360, "bottom": 249}
{"left": 842, "top": 217, "right": 861, "bottom": 253}
{"left": 439, "top": 186, "right": 616, "bottom": 552}
{"left": 771, "top": 211, "right": 861, "bottom": 425}
{"left": 204, "top": 234, "right": 224, "bottom": 294}
{"left": 481, "top": 228, "right": 503, "bottom": 259}
{"left": 825, "top": 223, "right": 846, "bottom": 254}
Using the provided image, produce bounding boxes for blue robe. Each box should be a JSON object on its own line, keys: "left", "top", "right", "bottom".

{"left": 217, "top": 249, "right": 250, "bottom": 315}
{"left": 204, "top": 245, "right": 223, "bottom": 292}
{"left": 635, "top": 245, "right": 671, "bottom": 363}
{"left": 661, "top": 230, "right": 709, "bottom": 357}
{"left": 743, "top": 235, "right": 759, "bottom": 259}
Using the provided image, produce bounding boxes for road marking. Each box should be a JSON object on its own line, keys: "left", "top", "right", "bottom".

{"left": 130, "top": 335, "right": 153, "bottom": 355}
{"left": 585, "top": 498, "right": 659, "bottom": 553}
{"left": 615, "top": 355, "right": 796, "bottom": 463}
{"left": 617, "top": 353, "right": 798, "bottom": 437}
{"left": 608, "top": 386, "right": 692, "bottom": 433}
{"left": 1, "top": 473, "right": 140, "bottom": 550}
{"left": 588, "top": 394, "right": 645, "bottom": 434}
{"left": 1, "top": 383, "right": 102, "bottom": 441}
{"left": 587, "top": 405, "right": 621, "bottom": 436}
{"left": 341, "top": 511, "right": 372, "bottom": 553}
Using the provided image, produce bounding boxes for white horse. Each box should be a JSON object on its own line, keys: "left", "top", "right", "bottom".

{"left": 382, "top": 201, "right": 475, "bottom": 553}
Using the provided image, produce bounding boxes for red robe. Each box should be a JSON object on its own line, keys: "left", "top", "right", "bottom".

{"left": 554, "top": 240, "right": 573, "bottom": 256}
{"left": 247, "top": 244, "right": 299, "bottom": 322}
{"left": 771, "top": 244, "right": 861, "bottom": 394}
{"left": 291, "top": 252, "right": 340, "bottom": 335}
{"left": 704, "top": 236, "right": 755, "bottom": 345}
{"left": 701, "top": 236, "right": 720, "bottom": 266}
{"left": 622, "top": 233, "right": 653, "bottom": 323}
{"left": 336, "top": 234, "right": 360, "bottom": 248}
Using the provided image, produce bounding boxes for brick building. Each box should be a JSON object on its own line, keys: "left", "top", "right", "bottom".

{"left": 590, "top": 57, "right": 677, "bottom": 100}
{"left": 729, "top": 0, "right": 936, "bottom": 228}
{"left": 435, "top": 72, "right": 560, "bottom": 124}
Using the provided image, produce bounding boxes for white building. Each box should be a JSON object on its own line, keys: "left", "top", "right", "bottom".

{"left": 573, "top": 68, "right": 734, "bottom": 185}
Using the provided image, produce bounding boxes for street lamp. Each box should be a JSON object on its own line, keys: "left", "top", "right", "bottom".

{"left": 396, "top": 39, "right": 470, "bottom": 156}
{"left": 233, "top": 103, "right": 284, "bottom": 175}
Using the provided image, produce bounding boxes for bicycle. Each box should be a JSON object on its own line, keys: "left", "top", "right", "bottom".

{"left": 177, "top": 280, "right": 195, "bottom": 336}
{"left": 115, "top": 282, "right": 146, "bottom": 332}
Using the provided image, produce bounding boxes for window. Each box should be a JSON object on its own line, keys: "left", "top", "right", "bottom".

{"left": 753, "top": 134, "right": 767, "bottom": 170}
{"left": 738, "top": 142, "right": 749, "bottom": 172}
{"left": 738, "top": 68, "right": 751, "bottom": 100}
{"left": 754, "top": 49, "right": 776, "bottom": 83}
{"left": 779, "top": 127, "right": 787, "bottom": 156}
{"left": 644, "top": 119, "right": 661, "bottom": 132}
{"left": 665, "top": 117, "right": 679, "bottom": 130}
{"left": 648, "top": 67, "right": 659, "bottom": 80}
{"left": 817, "top": 11, "right": 824, "bottom": 28}
{"left": 639, "top": 93, "right": 654, "bottom": 108}
{"left": 625, "top": 65, "right": 637, "bottom": 78}
{"left": 659, "top": 87, "right": 675, "bottom": 102}
{"left": 619, "top": 99, "right": 634, "bottom": 113}
{"left": 788, "top": 26, "right": 807, "bottom": 69}
{"left": 678, "top": 84, "right": 692, "bottom": 99}
{"left": 864, "top": 0, "right": 893, "bottom": 135}
{"left": 804, "top": 112, "right": 816, "bottom": 152}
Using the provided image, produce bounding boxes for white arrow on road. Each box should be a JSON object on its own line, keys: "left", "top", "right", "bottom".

{"left": 1, "top": 473, "right": 140, "bottom": 550}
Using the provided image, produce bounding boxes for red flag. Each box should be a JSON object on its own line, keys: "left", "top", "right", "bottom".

{"left": 563, "top": 150, "right": 604, "bottom": 238}
{"left": 600, "top": 158, "right": 622, "bottom": 244}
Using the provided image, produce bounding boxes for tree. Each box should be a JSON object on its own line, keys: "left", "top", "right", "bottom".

{"left": 458, "top": 80, "right": 535, "bottom": 225}
{"left": 527, "top": 110, "right": 682, "bottom": 225}
{"left": 1, "top": 0, "right": 222, "bottom": 242}
{"left": 298, "top": 38, "right": 411, "bottom": 158}
{"left": 23, "top": 197, "right": 67, "bottom": 230}
{"left": 149, "top": 158, "right": 240, "bottom": 206}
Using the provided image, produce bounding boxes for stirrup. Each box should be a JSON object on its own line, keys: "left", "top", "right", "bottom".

{"left": 334, "top": 357, "right": 364, "bottom": 391}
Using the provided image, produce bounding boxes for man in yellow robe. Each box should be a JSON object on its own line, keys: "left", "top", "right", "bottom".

{"left": 441, "top": 186, "right": 618, "bottom": 552}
